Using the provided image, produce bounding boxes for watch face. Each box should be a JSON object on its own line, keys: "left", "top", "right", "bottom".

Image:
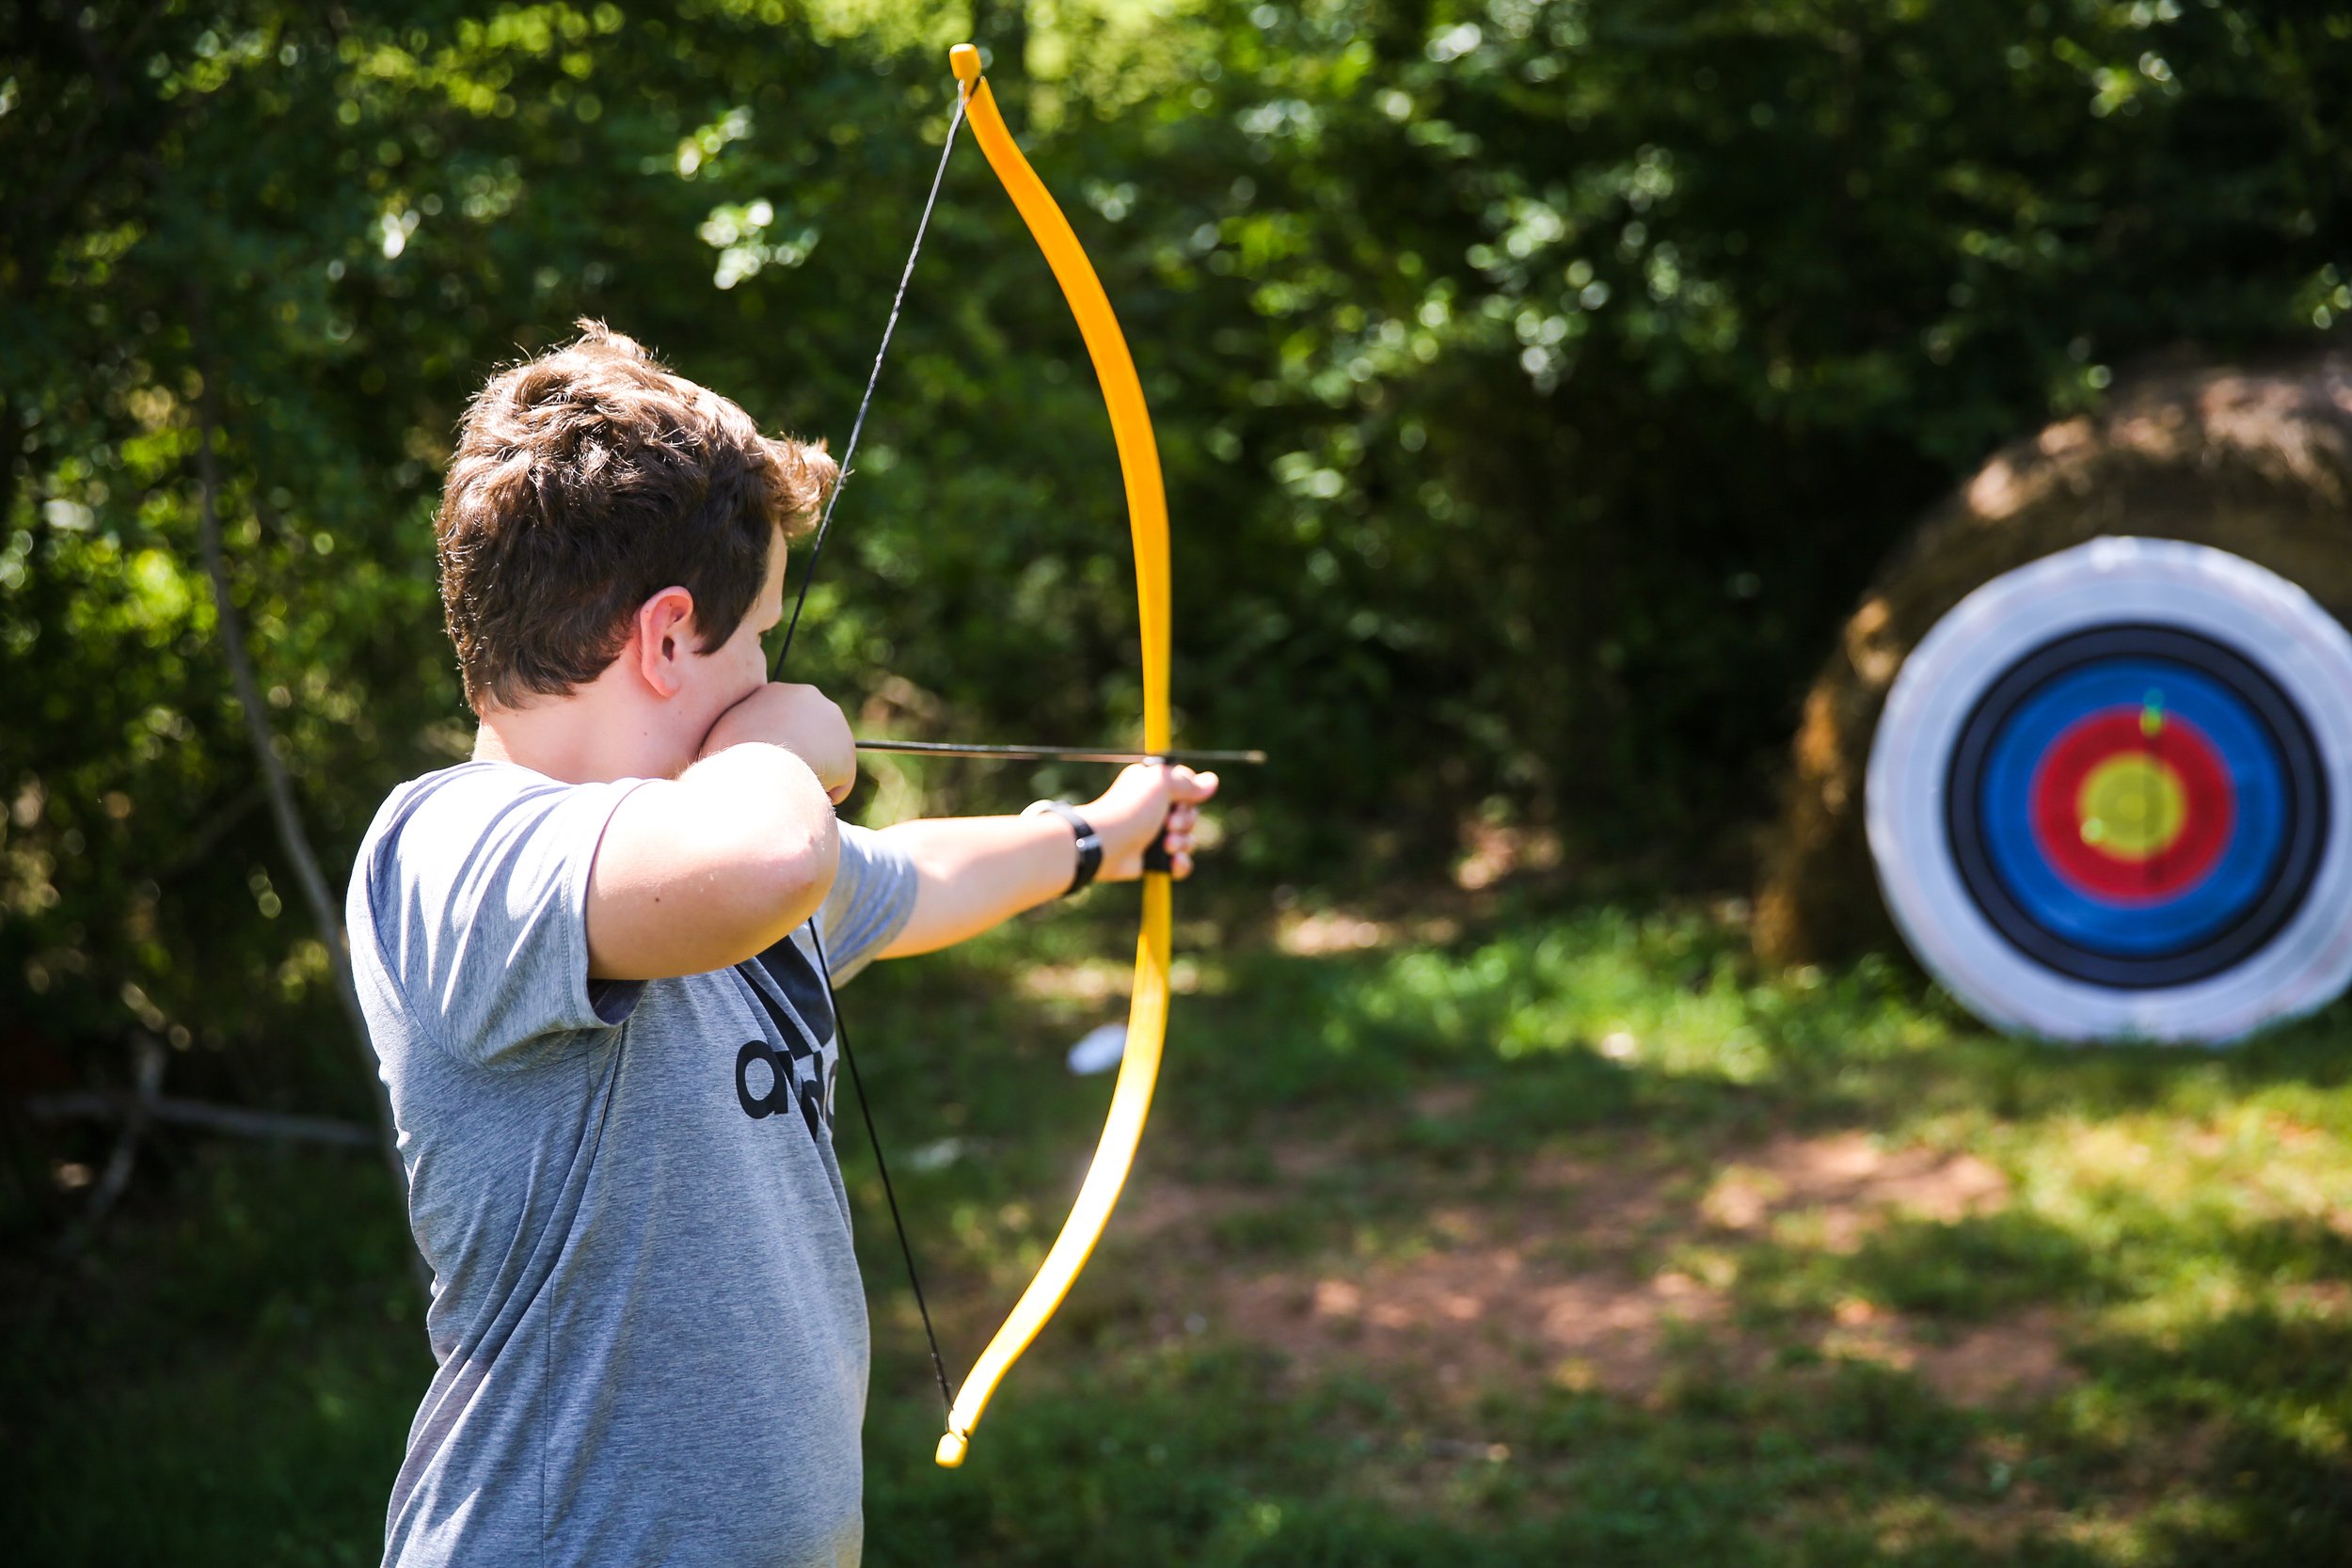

{"left": 1867, "top": 538, "right": 2352, "bottom": 1044}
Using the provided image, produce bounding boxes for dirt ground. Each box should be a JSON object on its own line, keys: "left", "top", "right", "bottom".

{"left": 1104, "top": 1123, "right": 2075, "bottom": 1412}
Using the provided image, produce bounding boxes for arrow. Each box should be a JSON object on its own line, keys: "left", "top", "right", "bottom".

{"left": 855, "top": 740, "right": 1265, "bottom": 766}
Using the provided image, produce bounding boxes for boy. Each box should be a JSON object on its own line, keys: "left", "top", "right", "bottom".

{"left": 345, "top": 322, "right": 1216, "bottom": 1566}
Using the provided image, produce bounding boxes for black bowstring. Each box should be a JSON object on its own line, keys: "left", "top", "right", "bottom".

{"left": 774, "top": 90, "right": 967, "bottom": 675}
{"left": 772, "top": 95, "right": 968, "bottom": 1420}
{"left": 812, "top": 925, "right": 957, "bottom": 1416}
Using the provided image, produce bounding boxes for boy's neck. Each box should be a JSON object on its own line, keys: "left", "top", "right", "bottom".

{"left": 473, "top": 672, "right": 694, "bottom": 784}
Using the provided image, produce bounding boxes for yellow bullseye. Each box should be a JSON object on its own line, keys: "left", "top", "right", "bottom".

{"left": 2076, "top": 752, "right": 2187, "bottom": 861}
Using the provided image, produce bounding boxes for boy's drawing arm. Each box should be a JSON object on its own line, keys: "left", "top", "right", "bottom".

{"left": 584, "top": 742, "right": 840, "bottom": 981}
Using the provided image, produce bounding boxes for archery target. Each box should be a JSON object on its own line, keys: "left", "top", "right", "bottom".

{"left": 1867, "top": 537, "right": 2352, "bottom": 1043}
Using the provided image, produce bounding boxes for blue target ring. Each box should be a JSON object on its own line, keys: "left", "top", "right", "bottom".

{"left": 1976, "top": 660, "right": 2286, "bottom": 956}
{"left": 1945, "top": 624, "right": 2328, "bottom": 990}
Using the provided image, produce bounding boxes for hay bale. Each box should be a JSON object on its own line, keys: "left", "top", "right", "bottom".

{"left": 1756, "top": 354, "right": 2352, "bottom": 968}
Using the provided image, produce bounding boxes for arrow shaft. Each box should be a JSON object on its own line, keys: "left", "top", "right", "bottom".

{"left": 855, "top": 740, "right": 1264, "bottom": 766}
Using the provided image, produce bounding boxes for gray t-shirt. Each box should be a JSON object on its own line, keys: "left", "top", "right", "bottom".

{"left": 345, "top": 761, "right": 915, "bottom": 1568}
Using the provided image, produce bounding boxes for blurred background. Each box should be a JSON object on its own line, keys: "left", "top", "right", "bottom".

{"left": 6, "top": 2, "right": 2350, "bottom": 1562}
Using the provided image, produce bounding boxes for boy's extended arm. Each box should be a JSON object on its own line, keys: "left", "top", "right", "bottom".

{"left": 586, "top": 743, "right": 840, "bottom": 980}
{"left": 875, "top": 764, "right": 1217, "bottom": 958}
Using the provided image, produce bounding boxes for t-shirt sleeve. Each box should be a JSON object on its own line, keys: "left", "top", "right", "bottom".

{"left": 360, "top": 766, "right": 648, "bottom": 1064}
{"left": 815, "top": 821, "right": 917, "bottom": 984}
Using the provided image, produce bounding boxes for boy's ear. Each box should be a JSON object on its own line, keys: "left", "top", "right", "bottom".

{"left": 631, "top": 587, "right": 698, "bottom": 698}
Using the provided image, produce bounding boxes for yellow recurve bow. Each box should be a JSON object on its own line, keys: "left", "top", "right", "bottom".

{"left": 928, "top": 40, "right": 1175, "bottom": 1469}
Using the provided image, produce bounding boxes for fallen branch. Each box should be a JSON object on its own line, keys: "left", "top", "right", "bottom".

{"left": 67, "top": 1032, "right": 167, "bottom": 1250}
{"left": 28, "top": 1089, "right": 377, "bottom": 1149}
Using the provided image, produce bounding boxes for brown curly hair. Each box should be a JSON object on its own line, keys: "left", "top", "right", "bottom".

{"left": 435, "top": 321, "right": 835, "bottom": 712}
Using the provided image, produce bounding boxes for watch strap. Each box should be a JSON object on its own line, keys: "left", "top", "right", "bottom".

{"left": 1023, "top": 800, "right": 1104, "bottom": 895}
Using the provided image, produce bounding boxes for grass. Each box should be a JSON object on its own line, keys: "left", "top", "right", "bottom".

{"left": 8, "top": 892, "right": 2352, "bottom": 1563}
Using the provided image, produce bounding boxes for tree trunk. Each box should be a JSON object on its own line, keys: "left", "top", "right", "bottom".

{"left": 189, "top": 332, "right": 426, "bottom": 1296}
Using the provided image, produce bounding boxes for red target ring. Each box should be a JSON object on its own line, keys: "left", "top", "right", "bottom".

{"left": 2027, "top": 706, "right": 2233, "bottom": 904}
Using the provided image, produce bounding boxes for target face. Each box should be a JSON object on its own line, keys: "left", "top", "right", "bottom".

{"left": 1867, "top": 538, "right": 2352, "bottom": 1043}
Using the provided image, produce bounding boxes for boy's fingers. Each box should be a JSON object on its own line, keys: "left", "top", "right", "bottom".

{"left": 1168, "top": 768, "right": 1219, "bottom": 802}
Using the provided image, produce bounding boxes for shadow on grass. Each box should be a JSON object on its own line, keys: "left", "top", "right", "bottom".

{"left": 1, "top": 1145, "right": 425, "bottom": 1567}
{"left": 860, "top": 1285, "right": 2352, "bottom": 1567}
{"left": 862, "top": 1341, "right": 2122, "bottom": 1566}
{"left": 2082, "top": 1302, "right": 2352, "bottom": 1556}
{"left": 1733, "top": 1209, "right": 2107, "bottom": 1323}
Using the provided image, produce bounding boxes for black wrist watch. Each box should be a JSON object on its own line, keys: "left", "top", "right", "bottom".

{"left": 1023, "top": 800, "right": 1104, "bottom": 896}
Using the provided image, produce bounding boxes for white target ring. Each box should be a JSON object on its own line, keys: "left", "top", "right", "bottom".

{"left": 1867, "top": 537, "right": 2352, "bottom": 1043}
